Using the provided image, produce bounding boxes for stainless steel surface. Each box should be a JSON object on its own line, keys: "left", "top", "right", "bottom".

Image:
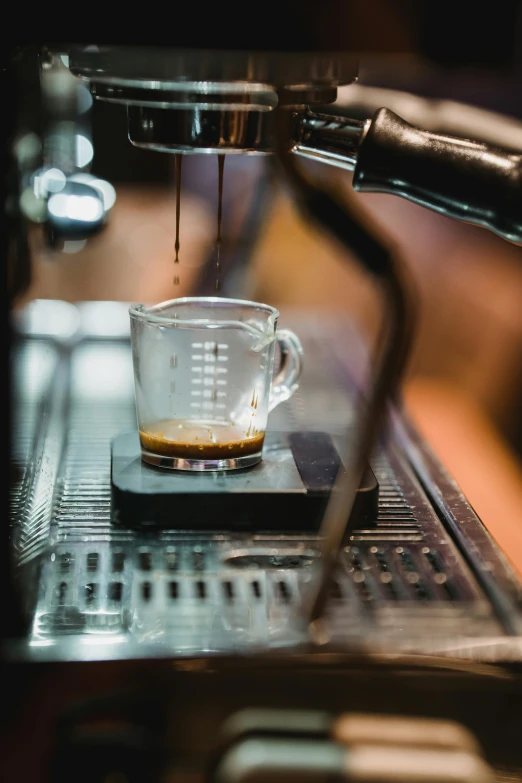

{"left": 395, "top": 414, "right": 522, "bottom": 636}
{"left": 214, "top": 712, "right": 495, "bottom": 783}
{"left": 214, "top": 732, "right": 494, "bottom": 783}
{"left": 63, "top": 45, "right": 360, "bottom": 155}
{"left": 67, "top": 46, "right": 359, "bottom": 91}
{"left": 127, "top": 105, "right": 368, "bottom": 158}
{"left": 215, "top": 738, "right": 347, "bottom": 783}
{"left": 293, "top": 111, "right": 368, "bottom": 171}
{"left": 92, "top": 81, "right": 279, "bottom": 111}
{"left": 127, "top": 105, "right": 284, "bottom": 155}
{"left": 7, "top": 301, "right": 522, "bottom": 663}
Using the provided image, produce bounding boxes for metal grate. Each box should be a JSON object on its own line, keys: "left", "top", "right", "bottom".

{"left": 53, "top": 401, "right": 135, "bottom": 536}
{"left": 357, "top": 458, "right": 424, "bottom": 542}
{"left": 344, "top": 544, "right": 463, "bottom": 602}
{"left": 34, "top": 532, "right": 500, "bottom": 651}
{"left": 10, "top": 326, "right": 506, "bottom": 659}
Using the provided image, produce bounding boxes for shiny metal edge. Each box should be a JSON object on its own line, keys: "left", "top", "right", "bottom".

{"left": 394, "top": 410, "right": 522, "bottom": 635}
{"left": 67, "top": 46, "right": 359, "bottom": 89}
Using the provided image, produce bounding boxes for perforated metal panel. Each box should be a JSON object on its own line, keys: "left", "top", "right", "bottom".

{"left": 9, "top": 304, "right": 521, "bottom": 662}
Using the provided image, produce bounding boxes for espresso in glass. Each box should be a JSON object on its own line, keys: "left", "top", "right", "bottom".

{"left": 129, "top": 297, "right": 303, "bottom": 471}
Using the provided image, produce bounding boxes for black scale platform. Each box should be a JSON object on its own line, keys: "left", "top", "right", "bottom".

{"left": 111, "top": 430, "right": 378, "bottom": 531}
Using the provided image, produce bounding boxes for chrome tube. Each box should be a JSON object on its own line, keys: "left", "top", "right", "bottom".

{"left": 292, "top": 110, "right": 368, "bottom": 171}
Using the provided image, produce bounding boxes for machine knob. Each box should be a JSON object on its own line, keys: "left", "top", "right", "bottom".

{"left": 45, "top": 179, "right": 106, "bottom": 247}
{"left": 19, "top": 168, "right": 116, "bottom": 250}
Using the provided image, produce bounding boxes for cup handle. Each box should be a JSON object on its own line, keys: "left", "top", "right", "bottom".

{"left": 268, "top": 329, "right": 304, "bottom": 413}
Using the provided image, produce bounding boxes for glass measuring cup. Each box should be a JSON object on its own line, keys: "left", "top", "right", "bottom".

{"left": 129, "top": 297, "right": 303, "bottom": 470}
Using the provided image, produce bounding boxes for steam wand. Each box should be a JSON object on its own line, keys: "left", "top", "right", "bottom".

{"left": 273, "top": 118, "right": 415, "bottom": 637}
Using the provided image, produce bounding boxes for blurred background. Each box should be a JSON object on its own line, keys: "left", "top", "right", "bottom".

{"left": 13, "top": 0, "right": 522, "bottom": 574}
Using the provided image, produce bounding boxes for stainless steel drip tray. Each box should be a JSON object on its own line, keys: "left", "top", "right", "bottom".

{"left": 8, "top": 301, "right": 522, "bottom": 663}
{"left": 23, "top": 533, "right": 503, "bottom": 662}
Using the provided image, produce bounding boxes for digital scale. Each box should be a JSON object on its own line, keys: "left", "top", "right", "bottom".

{"left": 111, "top": 430, "right": 379, "bottom": 531}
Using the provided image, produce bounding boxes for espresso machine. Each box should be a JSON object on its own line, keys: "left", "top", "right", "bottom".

{"left": 3, "top": 6, "right": 522, "bottom": 782}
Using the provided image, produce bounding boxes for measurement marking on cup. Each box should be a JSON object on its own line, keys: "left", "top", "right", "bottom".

{"left": 189, "top": 340, "right": 228, "bottom": 417}
{"left": 169, "top": 353, "right": 177, "bottom": 415}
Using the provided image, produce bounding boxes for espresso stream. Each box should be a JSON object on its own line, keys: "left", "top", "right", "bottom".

{"left": 140, "top": 419, "right": 265, "bottom": 460}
